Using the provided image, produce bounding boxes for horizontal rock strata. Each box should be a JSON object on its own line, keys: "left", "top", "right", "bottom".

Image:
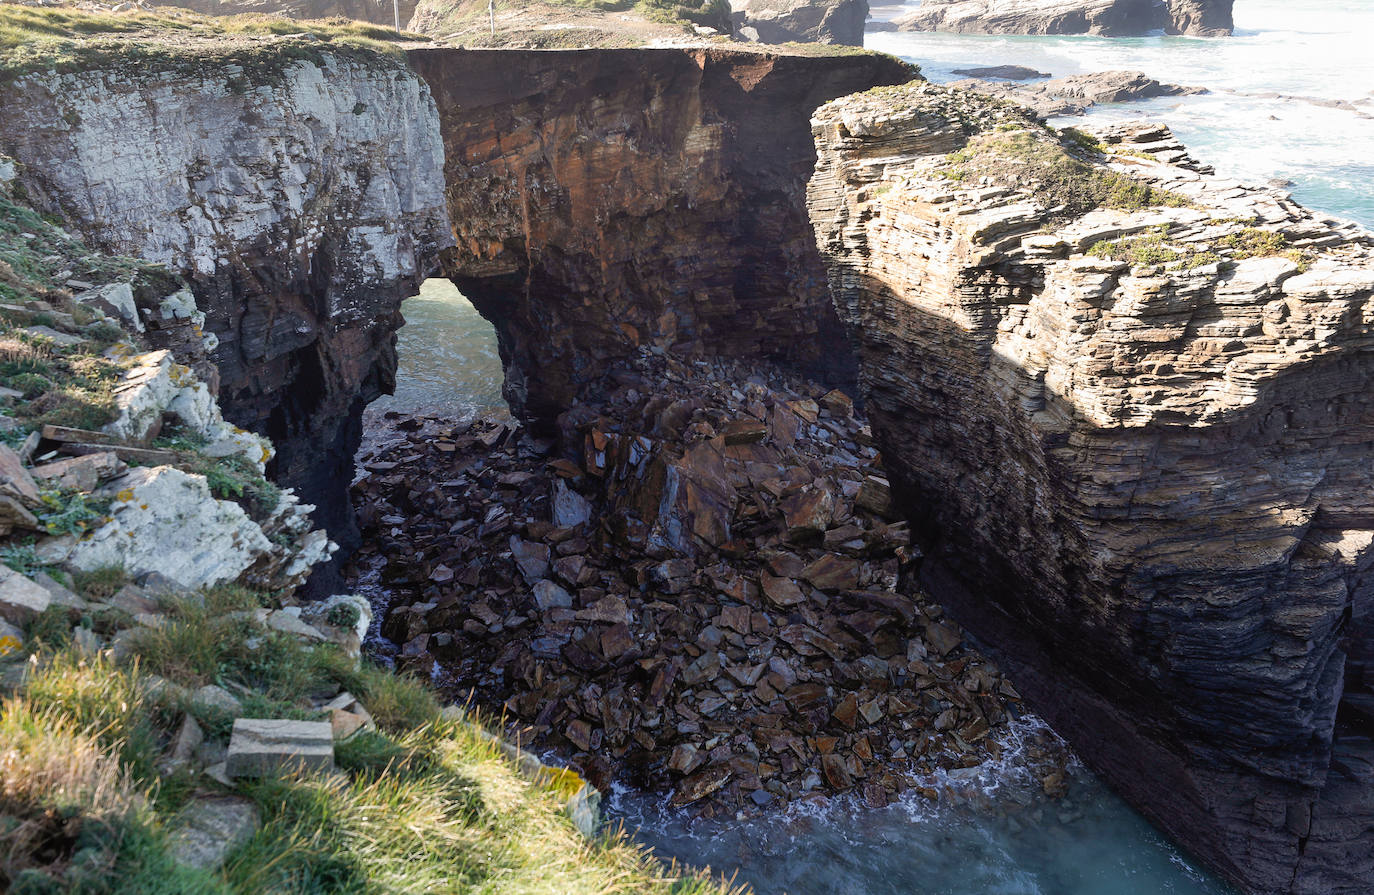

{"left": 350, "top": 355, "right": 1071, "bottom": 816}
{"left": 807, "top": 83, "right": 1373, "bottom": 894}
{"left": 406, "top": 47, "right": 915, "bottom": 430}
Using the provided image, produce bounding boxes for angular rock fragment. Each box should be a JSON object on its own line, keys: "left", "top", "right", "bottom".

{"left": 167, "top": 796, "right": 260, "bottom": 871}
{"left": 226, "top": 719, "right": 334, "bottom": 777}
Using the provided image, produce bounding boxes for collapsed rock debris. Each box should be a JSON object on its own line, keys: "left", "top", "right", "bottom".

{"left": 349, "top": 351, "right": 1071, "bottom": 818}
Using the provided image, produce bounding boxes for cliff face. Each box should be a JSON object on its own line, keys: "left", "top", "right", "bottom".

{"left": 406, "top": 47, "right": 915, "bottom": 430}
{"left": 808, "top": 84, "right": 1373, "bottom": 894}
{"left": 0, "top": 50, "right": 453, "bottom": 572}
{"left": 887, "top": 0, "right": 1233, "bottom": 36}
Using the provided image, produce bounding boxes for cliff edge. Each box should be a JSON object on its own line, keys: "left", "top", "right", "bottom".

{"left": 808, "top": 83, "right": 1372, "bottom": 894}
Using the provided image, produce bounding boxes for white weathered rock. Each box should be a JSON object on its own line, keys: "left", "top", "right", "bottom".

{"left": 226, "top": 718, "right": 334, "bottom": 777}
{"left": 71, "top": 625, "right": 100, "bottom": 657}
{"left": 0, "top": 565, "right": 51, "bottom": 624}
{"left": 36, "top": 466, "right": 272, "bottom": 589}
{"left": 75, "top": 282, "right": 143, "bottom": 332}
{"left": 265, "top": 608, "right": 327, "bottom": 642}
{"left": 300, "top": 594, "right": 372, "bottom": 642}
{"left": 103, "top": 351, "right": 273, "bottom": 469}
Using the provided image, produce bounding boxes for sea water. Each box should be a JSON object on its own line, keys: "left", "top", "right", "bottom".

{"left": 867, "top": 0, "right": 1374, "bottom": 228}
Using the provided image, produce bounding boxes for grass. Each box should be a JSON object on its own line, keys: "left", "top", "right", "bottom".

{"left": 0, "top": 581, "right": 745, "bottom": 894}
{"left": 939, "top": 129, "right": 1190, "bottom": 218}
{"left": 1088, "top": 224, "right": 1313, "bottom": 273}
{"left": 0, "top": 6, "right": 425, "bottom": 84}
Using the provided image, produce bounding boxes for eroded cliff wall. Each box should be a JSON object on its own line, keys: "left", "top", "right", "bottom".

{"left": 407, "top": 47, "right": 915, "bottom": 429}
{"left": 808, "top": 83, "right": 1372, "bottom": 894}
{"left": 0, "top": 49, "right": 453, "bottom": 572}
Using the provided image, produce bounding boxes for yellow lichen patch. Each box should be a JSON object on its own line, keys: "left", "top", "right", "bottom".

{"left": 115, "top": 488, "right": 134, "bottom": 502}
{"left": 0, "top": 634, "right": 21, "bottom": 656}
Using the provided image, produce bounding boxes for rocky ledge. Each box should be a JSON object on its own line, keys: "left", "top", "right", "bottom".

{"left": 949, "top": 70, "right": 1205, "bottom": 119}
{"left": 349, "top": 353, "right": 1072, "bottom": 816}
{"left": 808, "top": 83, "right": 1373, "bottom": 894}
{"left": 880, "top": 0, "right": 1234, "bottom": 36}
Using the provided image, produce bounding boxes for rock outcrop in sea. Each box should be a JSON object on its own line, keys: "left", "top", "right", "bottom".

{"left": 882, "top": 0, "right": 1234, "bottom": 36}
{"left": 807, "top": 82, "right": 1372, "bottom": 894}
{"left": 730, "top": 0, "right": 868, "bottom": 46}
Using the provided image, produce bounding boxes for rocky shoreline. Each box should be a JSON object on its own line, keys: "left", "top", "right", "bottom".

{"left": 347, "top": 352, "right": 1073, "bottom": 818}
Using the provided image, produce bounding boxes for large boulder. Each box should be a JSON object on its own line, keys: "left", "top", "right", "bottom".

{"left": 808, "top": 83, "right": 1373, "bottom": 894}
{"left": 731, "top": 0, "right": 868, "bottom": 45}
{"left": 36, "top": 466, "right": 333, "bottom": 591}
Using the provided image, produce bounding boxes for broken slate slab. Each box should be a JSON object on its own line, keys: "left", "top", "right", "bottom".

{"left": 0, "top": 565, "right": 51, "bottom": 624}
{"left": 167, "top": 795, "right": 260, "bottom": 871}
{"left": 226, "top": 718, "right": 334, "bottom": 778}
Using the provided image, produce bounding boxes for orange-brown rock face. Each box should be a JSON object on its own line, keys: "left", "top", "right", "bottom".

{"left": 406, "top": 47, "right": 915, "bottom": 429}
{"left": 808, "top": 83, "right": 1373, "bottom": 894}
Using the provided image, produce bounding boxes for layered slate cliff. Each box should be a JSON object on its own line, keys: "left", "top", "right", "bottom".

{"left": 0, "top": 42, "right": 452, "bottom": 568}
{"left": 407, "top": 47, "right": 915, "bottom": 429}
{"left": 808, "top": 83, "right": 1373, "bottom": 894}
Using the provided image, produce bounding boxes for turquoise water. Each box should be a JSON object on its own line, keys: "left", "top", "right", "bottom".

{"left": 867, "top": 0, "right": 1374, "bottom": 228}
{"left": 365, "top": 278, "right": 506, "bottom": 420}
{"left": 607, "top": 718, "right": 1232, "bottom": 895}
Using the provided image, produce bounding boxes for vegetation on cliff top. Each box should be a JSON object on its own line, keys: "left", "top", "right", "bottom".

{"left": 0, "top": 4, "right": 425, "bottom": 81}
{"left": 1088, "top": 224, "right": 1314, "bottom": 273}
{"left": 938, "top": 128, "right": 1190, "bottom": 218}
{"left": 3, "top": 585, "right": 742, "bottom": 894}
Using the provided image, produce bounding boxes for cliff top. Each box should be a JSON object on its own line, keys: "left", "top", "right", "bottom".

{"left": 812, "top": 81, "right": 1374, "bottom": 428}
{"left": 0, "top": 3, "right": 428, "bottom": 80}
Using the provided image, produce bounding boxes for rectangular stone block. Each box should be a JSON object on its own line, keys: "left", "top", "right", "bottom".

{"left": 225, "top": 718, "right": 334, "bottom": 778}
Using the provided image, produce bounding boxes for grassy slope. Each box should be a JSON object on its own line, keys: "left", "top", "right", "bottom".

{"left": 6, "top": 585, "right": 739, "bottom": 894}
{"left": 0, "top": 4, "right": 426, "bottom": 81}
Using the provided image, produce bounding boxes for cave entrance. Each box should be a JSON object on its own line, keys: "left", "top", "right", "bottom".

{"left": 364, "top": 278, "right": 508, "bottom": 429}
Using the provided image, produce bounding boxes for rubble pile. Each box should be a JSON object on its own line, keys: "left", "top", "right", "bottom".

{"left": 350, "top": 352, "right": 1054, "bottom": 818}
